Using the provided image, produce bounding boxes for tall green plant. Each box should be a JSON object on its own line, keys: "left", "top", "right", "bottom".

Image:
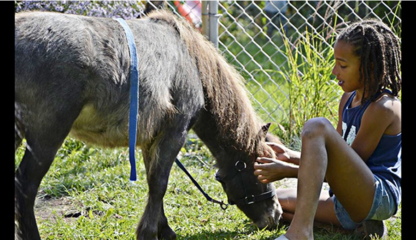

{"left": 278, "top": 31, "right": 341, "bottom": 144}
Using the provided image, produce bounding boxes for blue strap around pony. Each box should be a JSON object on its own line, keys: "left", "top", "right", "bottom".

{"left": 115, "top": 18, "right": 139, "bottom": 182}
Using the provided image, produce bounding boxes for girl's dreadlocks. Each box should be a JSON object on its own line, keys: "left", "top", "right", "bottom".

{"left": 337, "top": 19, "right": 401, "bottom": 104}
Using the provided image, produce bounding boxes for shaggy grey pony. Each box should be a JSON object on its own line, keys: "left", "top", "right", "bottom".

{"left": 15, "top": 10, "right": 282, "bottom": 240}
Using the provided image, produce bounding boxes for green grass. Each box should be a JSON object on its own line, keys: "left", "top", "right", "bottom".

{"left": 15, "top": 138, "right": 401, "bottom": 239}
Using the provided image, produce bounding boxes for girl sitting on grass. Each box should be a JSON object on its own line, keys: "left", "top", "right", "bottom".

{"left": 254, "top": 19, "right": 401, "bottom": 240}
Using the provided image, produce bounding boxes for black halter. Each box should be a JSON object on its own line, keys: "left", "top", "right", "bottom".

{"left": 216, "top": 160, "right": 275, "bottom": 206}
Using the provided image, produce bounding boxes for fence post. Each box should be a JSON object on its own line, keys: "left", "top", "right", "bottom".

{"left": 202, "top": 1, "right": 209, "bottom": 38}
{"left": 201, "top": 0, "right": 219, "bottom": 48}
{"left": 208, "top": 1, "right": 219, "bottom": 48}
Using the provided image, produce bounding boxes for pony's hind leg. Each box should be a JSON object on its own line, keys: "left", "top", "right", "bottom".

{"left": 15, "top": 103, "right": 83, "bottom": 240}
{"left": 15, "top": 104, "right": 25, "bottom": 151}
{"left": 15, "top": 146, "right": 56, "bottom": 240}
{"left": 137, "top": 125, "right": 190, "bottom": 240}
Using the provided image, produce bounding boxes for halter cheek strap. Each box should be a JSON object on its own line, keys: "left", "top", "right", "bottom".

{"left": 230, "top": 190, "right": 276, "bottom": 205}
{"left": 218, "top": 161, "right": 276, "bottom": 206}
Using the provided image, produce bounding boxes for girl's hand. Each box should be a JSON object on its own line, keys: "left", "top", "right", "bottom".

{"left": 267, "top": 142, "right": 301, "bottom": 165}
{"left": 254, "top": 157, "right": 291, "bottom": 183}
{"left": 267, "top": 142, "right": 291, "bottom": 162}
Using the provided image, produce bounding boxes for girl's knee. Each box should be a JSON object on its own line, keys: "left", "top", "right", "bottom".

{"left": 301, "top": 117, "right": 333, "bottom": 139}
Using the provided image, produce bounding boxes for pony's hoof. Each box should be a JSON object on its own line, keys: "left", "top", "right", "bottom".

{"left": 159, "top": 226, "right": 176, "bottom": 240}
{"left": 136, "top": 227, "right": 158, "bottom": 240}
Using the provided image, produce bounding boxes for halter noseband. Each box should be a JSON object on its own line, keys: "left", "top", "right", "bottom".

{"left": 216, "top": 160, "right": 275, "bottom": 206}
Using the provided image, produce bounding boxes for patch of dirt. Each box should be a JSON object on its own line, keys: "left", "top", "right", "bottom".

{"left": 34, "top": 192, "right": 79, "bottom": 223}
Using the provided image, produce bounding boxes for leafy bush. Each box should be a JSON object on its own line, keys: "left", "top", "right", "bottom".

{"left": 278, "top": 30, "right": 341, "bottom": 145}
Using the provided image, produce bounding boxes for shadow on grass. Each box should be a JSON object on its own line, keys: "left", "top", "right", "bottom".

{"left": 175, "top": 221, "right": 366, "bottom": 240}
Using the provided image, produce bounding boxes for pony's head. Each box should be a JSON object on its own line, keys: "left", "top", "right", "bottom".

{"left": 215, "top": 123, "right": 283, "bottom": 230}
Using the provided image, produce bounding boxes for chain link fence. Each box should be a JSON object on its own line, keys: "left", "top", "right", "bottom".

{"left": 162, "top": 0, "right": 401, "bottom": 140}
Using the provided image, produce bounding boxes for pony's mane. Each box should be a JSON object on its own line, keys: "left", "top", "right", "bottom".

{"left": 147, "top": 10, "right": 262, "bottom": 153}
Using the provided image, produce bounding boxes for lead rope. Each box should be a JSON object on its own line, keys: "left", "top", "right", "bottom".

{"left": 115, "top": 18, "right": 139, "bottom": 182}
{"left": 175, "top": 158, "right": 228, "bottom": 210}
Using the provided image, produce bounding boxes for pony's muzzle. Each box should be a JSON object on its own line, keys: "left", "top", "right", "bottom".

{"left": 254, "top": 196, "right": 283, "bottom": 230}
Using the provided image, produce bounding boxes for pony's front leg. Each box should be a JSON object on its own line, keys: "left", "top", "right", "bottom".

{"left": 137, "top": 130, "right": 188, "bottom": 240}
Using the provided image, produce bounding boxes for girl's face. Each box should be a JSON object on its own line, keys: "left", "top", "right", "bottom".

{"left": 332, "top": 40, "right": 363, "bottom": 93}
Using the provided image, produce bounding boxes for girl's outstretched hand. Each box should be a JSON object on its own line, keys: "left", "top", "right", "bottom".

{"left": 254, "top": 157, "right": 291, "bottom": 183}
{"left": 254, "top": 142, "right": 300, "bottom": 183}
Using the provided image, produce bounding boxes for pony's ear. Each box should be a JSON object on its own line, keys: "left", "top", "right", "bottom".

{"left": 256, "top": 123, "right": 271, "bottom": 140}
{"left": 261, "top": 123, "right": 271, "bottom": 135}
{"left": 256, "top": 123, "right": 276, "bottom": 158}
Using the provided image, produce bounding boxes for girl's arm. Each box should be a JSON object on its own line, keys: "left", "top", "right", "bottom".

{"left": 336, "top": 92, "right": 353, "bottom": 135}
{"left": 254, "top": 143, "right": 300, "bottom": 183}
{"left": 351, "top": 94, "right": 401, "bottom": 161}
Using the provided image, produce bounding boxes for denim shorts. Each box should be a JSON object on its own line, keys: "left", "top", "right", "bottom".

{"left": 333, "top": 175, "right": 397, "bottom": 230}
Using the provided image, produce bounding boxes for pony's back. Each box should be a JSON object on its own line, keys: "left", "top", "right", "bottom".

{"left": 15, "top": 11, "right": 205, "bottom": 148}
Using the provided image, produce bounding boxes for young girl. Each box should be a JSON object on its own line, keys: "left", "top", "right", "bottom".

{"left": 254, "top": 19, "right": 401, "bottom": 239}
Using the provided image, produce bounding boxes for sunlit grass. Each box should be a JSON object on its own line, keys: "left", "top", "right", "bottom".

{"left": 15, "top": 138, "right": 400, "bottom": 239}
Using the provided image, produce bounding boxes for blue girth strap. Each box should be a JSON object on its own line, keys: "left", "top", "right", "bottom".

{"left": 115, "top": 18, "right": 139, "bottom": 182}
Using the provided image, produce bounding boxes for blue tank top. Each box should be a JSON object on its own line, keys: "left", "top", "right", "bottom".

{"left": 341, "top": 90, "right": 401, "bottom": 210}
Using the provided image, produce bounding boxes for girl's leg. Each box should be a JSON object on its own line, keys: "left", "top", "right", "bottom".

{"left": 277, "top": 188, "right": 341, "bottom": 226}
{"left": 283, "top": 117, "right": 375, "bottom": 240}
